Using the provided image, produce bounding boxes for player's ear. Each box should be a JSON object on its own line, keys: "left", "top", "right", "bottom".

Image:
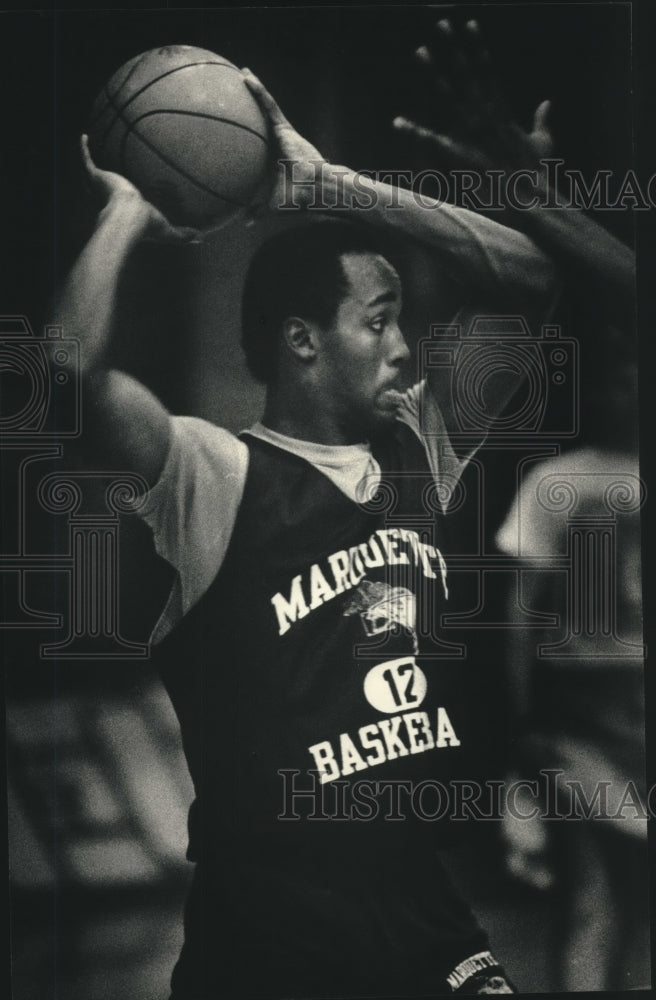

{"left": 282, "top": 316, "right": 318, "bottom": 364}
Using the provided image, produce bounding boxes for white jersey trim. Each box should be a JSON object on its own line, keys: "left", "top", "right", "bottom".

{"left": 138, "top": 383, "right": 464, "bottom": 644}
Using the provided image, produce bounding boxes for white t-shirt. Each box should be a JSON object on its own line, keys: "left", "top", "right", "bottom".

{"left": 495, "top": 446, "right": 643, "bottom": 644}
{"left": 138, "top": 380, "right": 465, "bottom": 643}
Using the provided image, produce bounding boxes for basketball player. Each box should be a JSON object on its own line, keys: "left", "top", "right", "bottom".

{"left": 55, "top": 69, "right": 557, "bottom": 997}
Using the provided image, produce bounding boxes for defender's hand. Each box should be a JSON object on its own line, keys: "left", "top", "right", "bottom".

{"left": 393, "top": 18, "right": 554, "bottom": 174}
{"left": 241, "top": 69, "right": 327, "bottom": 212}
{"left": 80, "top": 135, "right": 200, "bottom": 243}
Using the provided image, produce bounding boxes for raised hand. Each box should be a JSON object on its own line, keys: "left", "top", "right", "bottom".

{"left": 393, "top": 17, "right": 634, "bottom": 315}
{"left": 393, "top": 18, "right": 554, "bottom": 176}
{"left": 241, "top": 68, "right": 327, "bottom": 212}
{"left": 80, "top": 135, "right": 200, "bottom": 243}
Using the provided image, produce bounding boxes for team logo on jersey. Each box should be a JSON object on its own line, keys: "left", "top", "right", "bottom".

{"left": 343, "top": 579, "right": 418, "bottom": 653}
{"left": 270, "top": 528, "right": 447, "bottom": 637}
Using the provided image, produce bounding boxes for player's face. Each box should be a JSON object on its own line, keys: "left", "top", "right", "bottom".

{"left": 316, "top": 252, "right": 410, "bottom": 438}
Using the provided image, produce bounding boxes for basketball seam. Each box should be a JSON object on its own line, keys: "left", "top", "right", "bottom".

{"left": 88, "top": 50, "right": 150, "bottom": 131}
{"left": 88, "top": 49, "right": 153, "bottom": 151}
{"left": 93, "top": 60, "right": 240, "bottom": 155}
{"left": 129, "top": 109, "right": 268, "bottom": 144}
{"left": 109, "top": 61, "right": 238, "bottom": 121}
{"left": 118, "top": 117, "right": 252, "bottom": 209}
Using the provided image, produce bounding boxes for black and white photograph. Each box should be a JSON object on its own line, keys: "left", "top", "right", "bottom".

{"left": 1, "top": 3, "right": 653, "bottom": 997}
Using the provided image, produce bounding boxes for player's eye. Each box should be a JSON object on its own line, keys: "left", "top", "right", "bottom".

{"left": 368, "top": 317, "right": 386, "bottom": 333}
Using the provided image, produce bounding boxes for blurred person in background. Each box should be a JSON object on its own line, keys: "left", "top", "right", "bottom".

{"left": 396, "top": 16, "right": 647, "bottom": 992}
{"left": 495, "top": 337, "right": 647, "bottom": 992}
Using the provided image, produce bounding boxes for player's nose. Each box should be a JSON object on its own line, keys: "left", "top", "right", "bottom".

{"left": 387, "top": 324, "right": 411, "bottom": 366}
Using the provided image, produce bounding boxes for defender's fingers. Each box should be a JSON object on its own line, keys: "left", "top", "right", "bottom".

{"left": 460, "top": 19, "right": 504, "bottom": 106}
{"left": 415, "top": 44, "right": 432, "bottom": 66}
{"left": 393, "top": 116, "right": 466, "bottom": 154}
{"left": 433, "top": 18, "right": 471, "bottom": 80}
{"left": 435, "top": 18, "right": 454, "bottom": 38}
{"left": 241, "top": 69, "right": 291, "bottom": 128}
{"left": 393, "top": 117, "right": 491, "bottom": 169}
{"left": 463, "top": 18, "right": 492, "bottom": 66}
{"left": 532, "top": 99, "right": 552, "bottom": 132}
{"left": 414, "top": 49, "right": 458, "bottom": 105}
{"left": 393, "top": 116, "right": 441, "bottom": 144}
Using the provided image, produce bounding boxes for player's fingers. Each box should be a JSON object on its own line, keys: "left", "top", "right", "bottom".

{"left": 393, "top": 116, "right": 489, "bottom": 169}
{"left": 414, "top": 44, "right": 457, "bottom": 102}
{"left": 413, "top": 40, "right": 474, "bottom": 130}
{"left": 393, "top": 116, "right": 446, "bottom": 171}
{"left": 527, "top": 99, "right": 554, "bottom": 160}
{"left": 435, "top": 18, "right": 469, "bottom": 74}
{"left": 241, "top": 68, "right": 291, "bottom": 129}
{"left": 415, "top": 44, "right": 432, "bottom": 66}
{"left": 463, "top": 19, "right": 492, "bottom": 69}
{"left": 430, "top": 18, "right": 476, "bottom": 89}
{"left": 393, "top": 116, "right": 441, "bottom": 144}
{"left": 460, "top": 19, "right": 508, "bottom": 112}
{"left": 80, "top": 134, "right": 99, "bottom": 177}
{"left": 532, "top": 99, "right": 552, "bottom": 133}
{"left": 434, "top": 17, "right": 455, "bottom": 42}
{"left": 456, "top": 21, "right": 489, "bottom": 106}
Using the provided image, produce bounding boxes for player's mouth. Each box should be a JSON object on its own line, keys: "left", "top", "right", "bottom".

{"left": 377, "top": 384, "right": 406, "bottom": 410}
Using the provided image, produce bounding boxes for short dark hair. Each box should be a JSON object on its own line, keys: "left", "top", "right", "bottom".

{"left": 241, "top": 219, "right": 396, "bottom": 384}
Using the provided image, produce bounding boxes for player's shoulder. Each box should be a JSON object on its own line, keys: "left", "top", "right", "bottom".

{"left": 167, "top": 414, "right": 249, "bottom": 472}
{"left": 137, "top": 415, "right": 248, "bottom": 518}
{"left": 169, "top": 414, "right": 244, "bottom": 450}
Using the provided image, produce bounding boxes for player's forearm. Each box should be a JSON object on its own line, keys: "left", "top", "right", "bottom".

{"left": 504, "top": 175, "right": 634, "bottom": 305}
{"left": 322, "top": 166, "right": 556, "bottom": 304}
{"left": 54, "top": 192, "right": 152, "bottom": 378}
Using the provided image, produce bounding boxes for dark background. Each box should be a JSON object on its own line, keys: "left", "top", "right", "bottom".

{"left": 1, "top": 2, "right": 653, "bottom": 998}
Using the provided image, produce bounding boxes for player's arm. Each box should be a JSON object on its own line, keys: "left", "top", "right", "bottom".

{"left": 54, "top": 136, "right": 197, "bottom": 484}
{"left": 389, "top": 17, "right": 636, "bottom": 445}
{"left": 242, "top": 68, "right": 554, "bottom": 310}
{"left": 393, "top": 18, "right": 634, "bottom": 318}
{"left": 320, "top": 113, "right": 558, "bottom": 441}
{"left": 325, "top": 180, "right": 556, "bottom": 442}
{"left": 55, "top": 139, "right": 249, "bottom": 646}
{"left": 242, "top": 69, "right": 557, "bottom": 446}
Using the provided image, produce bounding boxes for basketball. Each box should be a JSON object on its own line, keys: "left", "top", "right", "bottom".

{"left": 87, "top": 45, "right": 270, "bottom": 227}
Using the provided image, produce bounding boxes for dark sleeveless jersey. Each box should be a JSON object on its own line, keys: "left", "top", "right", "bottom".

{"left": 156, "top": 423, "right": 491, "bottom": 998}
